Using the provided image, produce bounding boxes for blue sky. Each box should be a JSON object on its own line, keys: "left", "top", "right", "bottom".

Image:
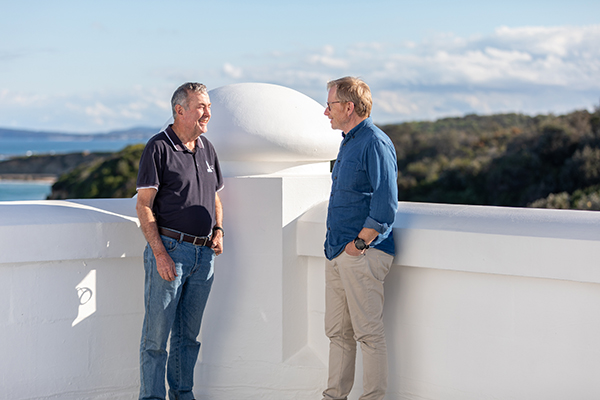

{"left": 1, "top": 0, "right": 599, "bottom": 133}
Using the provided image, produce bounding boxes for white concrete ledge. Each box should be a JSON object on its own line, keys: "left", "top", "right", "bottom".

{"left": 297, "top": 201, "right": 600, "bottom": 284}
{"left": 0, "top": 198, "right": 145, "bottom": 264}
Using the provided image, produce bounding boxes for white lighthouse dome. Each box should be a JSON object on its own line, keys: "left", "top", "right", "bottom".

{"left": 204, "top": 83, "right": 341, "bottom": 176}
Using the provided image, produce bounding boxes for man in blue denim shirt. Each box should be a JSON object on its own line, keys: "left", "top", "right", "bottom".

{"left": 322, "top": 77, "right": 398, "bottom": 400}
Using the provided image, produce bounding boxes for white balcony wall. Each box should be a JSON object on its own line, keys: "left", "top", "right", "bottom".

{"left": 2, "top": 195, "right": 600, "bottom": 400}
{"left": 0, "top": 199, "right": 146, "bottom": 400}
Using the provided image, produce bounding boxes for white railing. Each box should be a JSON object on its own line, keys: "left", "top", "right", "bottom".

{"left": 2, "top": 173, "right": 600, "bottom": 400}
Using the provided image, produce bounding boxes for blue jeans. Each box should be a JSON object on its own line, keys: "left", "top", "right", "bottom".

{"left": 139, "top": 235, "right": 214, "bottom": 400}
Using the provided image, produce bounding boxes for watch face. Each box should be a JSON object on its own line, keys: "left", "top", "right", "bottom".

{"left": 354, "top": 238, "right": 367, "bottom": 250}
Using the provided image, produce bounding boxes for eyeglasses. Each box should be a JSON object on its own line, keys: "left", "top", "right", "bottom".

{"left": 326, "top": 101, "right": 341, "bottom": 111}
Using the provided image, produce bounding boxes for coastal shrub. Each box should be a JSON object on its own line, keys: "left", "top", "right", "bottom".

{"left": 48, "top": 144, "right": 144, "bottom": 199}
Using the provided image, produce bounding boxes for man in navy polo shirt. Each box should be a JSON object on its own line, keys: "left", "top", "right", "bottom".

{"left": 136, "top": 82, "right": 224, "bottom": 400}
{"left": 322, "top": 77, "right": 398, "bottom": 400}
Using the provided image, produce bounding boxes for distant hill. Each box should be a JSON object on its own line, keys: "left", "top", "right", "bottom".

{"left": 0, "top": 152, "right": 113, "bottom": 181}
{"left": 380, "top": 107, "right": 600, "bottom": 210}
{"left": 0, "top": 126, "right": 160, "bottom": 141}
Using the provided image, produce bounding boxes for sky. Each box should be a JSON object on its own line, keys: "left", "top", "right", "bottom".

{"left": 1, "top": 0, "right": 599, "bottom": 133}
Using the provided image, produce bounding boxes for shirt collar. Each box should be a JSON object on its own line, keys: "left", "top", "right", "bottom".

{"left": 163, "top": 125, "right": 204, "bottom": 152}
{"left": 342, "top": 117, "right": 371, "bottom": 140}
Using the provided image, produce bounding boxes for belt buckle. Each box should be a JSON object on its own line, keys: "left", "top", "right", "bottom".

{"left": 193, "top": 236, "right": 207, "bottom": 246}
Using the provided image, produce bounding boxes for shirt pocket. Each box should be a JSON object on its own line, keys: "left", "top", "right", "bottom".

{"left": 336, "top": 160, "right": 366, "bottom": 191}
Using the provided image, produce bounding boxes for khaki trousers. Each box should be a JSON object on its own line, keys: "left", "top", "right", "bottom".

{"left": 322, "top": 248, "right": 393, "bottom": 400}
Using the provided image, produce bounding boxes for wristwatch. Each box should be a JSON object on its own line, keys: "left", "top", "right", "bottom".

{"left": 353, "top": 237, "right": 369, "bottom": 251}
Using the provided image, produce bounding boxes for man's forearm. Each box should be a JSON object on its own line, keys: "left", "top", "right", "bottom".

{"left": 137, "top": 204, "right": 167, "bottom": 257}
{"left": 357, "top": 227, "right": 379, "bottom": 245}
{"left": 214, "top": 193, "right": 223, "bottom": 228}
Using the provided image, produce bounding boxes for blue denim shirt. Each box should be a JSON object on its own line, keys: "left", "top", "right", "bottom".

{"left": 325, "top": 117, "right": 398, "bottom": 260}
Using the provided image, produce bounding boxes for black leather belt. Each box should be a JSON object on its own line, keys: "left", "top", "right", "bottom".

{"left": 159, "top": 227, "right": 212, "bottom": 247}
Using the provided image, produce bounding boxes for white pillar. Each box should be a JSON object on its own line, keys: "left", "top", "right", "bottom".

{"left": 196, "top": 165, "right": 332, "bottom": 398}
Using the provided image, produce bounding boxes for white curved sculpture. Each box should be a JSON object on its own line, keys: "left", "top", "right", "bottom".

{"left": 205, "top": 83, "right": 341, "bottom": 175}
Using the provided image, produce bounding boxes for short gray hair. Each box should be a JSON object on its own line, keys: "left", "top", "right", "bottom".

{"left": 171, "top": 82, "right": 208, "bottom": 118}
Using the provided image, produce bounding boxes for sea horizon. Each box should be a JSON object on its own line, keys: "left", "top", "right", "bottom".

{"left": 0, "top": 137, "right": 147, "bottom": 160}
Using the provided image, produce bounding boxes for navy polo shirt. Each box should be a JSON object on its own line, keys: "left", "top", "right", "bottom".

{"left": 136, "top": 125, "right": 224, "bottom": 237}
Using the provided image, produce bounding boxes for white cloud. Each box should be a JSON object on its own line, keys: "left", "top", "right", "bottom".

{"left": 0, "top": 90, "right": 51, "bottom": 107}
{"left": 307, "top": 54, "right": 348, "bottom": 69}
{"left": 2, "top": 25, "right": 599, "bottom": 131}
{"left": 376, "top": 91, "right": 420, "bottom": 115}
{"left": 491, "top": 25, "right": 596, "bottom": 58}
{"left": 85, "top": 102, "right": 114, "bottom": 118}
{"left": 366, "top": 26, "right": 600, "bottom": 91}
{"left": 223, "top": 63, "right": 243, "bottom": 79}
{"left": 0, "top": 87, "right": 172, "bottom": 133}
{"left": 226, "top": 25, "right": 599, "bottom": 95}
{"left": 320, "top": 25, "right": 600, "bottom": 122}
{"left": 307, "top": 46, "right": 348, "bottom": 69}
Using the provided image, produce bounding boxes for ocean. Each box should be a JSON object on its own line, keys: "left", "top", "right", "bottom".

{"left": 0, "top": 180, "right": 53, "bottom": 201}
{"left": 0, "top": 137, "right": 147, "bottom": 160}
{"left": 0, "top": 137, "right": 147, "bottom": 201}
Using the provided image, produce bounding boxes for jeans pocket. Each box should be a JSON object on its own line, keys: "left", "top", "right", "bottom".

{"left": 161, "top": 236, "right": 179, "bottom": 252}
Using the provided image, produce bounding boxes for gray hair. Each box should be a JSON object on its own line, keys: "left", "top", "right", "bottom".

{"left": 171, "top": 82, "right": 208, "bottom": 118}
{"left": 327, "top": 76, "right": 372, "bottom": 118}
